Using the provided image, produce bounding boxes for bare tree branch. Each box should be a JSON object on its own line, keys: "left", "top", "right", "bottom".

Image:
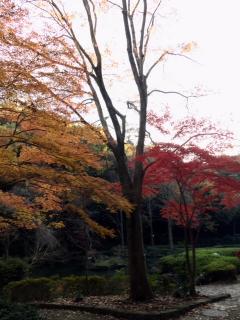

{"left": 167, "top": 52, "right": 201, "bottom": 65}
{"left": 147, "top": 89, "right": 205, "bottom": 100}
{"left": 139, "top": 0, "right": 147, "bottom": 73}
{"left": 145, "top": 129, "right": 157, "bottom": 145}
{"left": 82, "top": 0, "right": 102, "bottom": 65}
{"left": 131, "top": 0, "right": 141, "bottom": 16}
{"left": 49, "top": 0, "right": 96, "bottom": 69}
{"left": 107, "top": 0, "right": 123, "bottom": 10}
{"left": 146, "top": 51, "right": 168, "bottom": 78}
{"left": 143, "top": 0, "right": 162, "bottom": 58}
{"left": 89, "top": 0, "right": 98, "bottom": 34}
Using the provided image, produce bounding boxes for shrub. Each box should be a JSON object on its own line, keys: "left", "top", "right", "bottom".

{"left": 56, "top": 275, "right": 108, "bottom": 297}
{"left": 159, "top": 254, "right": 186, "bottom": 275}
{"left": 0, "top": 258, "right": 28, "bottom": 289}
{"left": 202, "top": 261, "right": 237, "bottom": 283}
{"left": 0, "top": 300, "right": 41, "bottom": 320}
{"left": 57, "top": 273, "right": 129, "bottom": 298}
{"left": 3, "top": 273, "right": 128, "bottom": 302}
{"left": 149, "top": 273, "right": 178, "bottom": 294}
{"left": 159, "top": 247, "right": 240, "bottom": 284}
{"left": 3, "top": 277, "right": 55, "bottom": 302}
{"left": 91, "top": 256, "right": 126, "bottom": 272}
{"left": 106, "top": 270, "right": 128, "bottom": 294}
{"left": 84, "top": 275, "right": 107, "bottom": 295}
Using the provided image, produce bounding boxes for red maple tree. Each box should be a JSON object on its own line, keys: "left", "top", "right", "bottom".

{"left": 143, "top": 143, "right": 240, "bottom": 294}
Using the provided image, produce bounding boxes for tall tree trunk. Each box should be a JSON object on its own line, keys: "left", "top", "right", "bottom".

{"left": 117, "top": 154, "right": 153, "bottom": 301}
{"left": 127, "top": 199, "right": 153, "bottom": 300}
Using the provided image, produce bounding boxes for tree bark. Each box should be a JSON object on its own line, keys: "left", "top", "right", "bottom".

{"left": 184, "top": 227, "right": 192, "bottom": 292}
{"left": 127, "top": 195, "right": 153, "bottom": 300}
{"left": 117, "top": 152, "right": 153, "bottom": 300}
{"left": 119, "top": 209, "right": 125, "bottom": 252}
{"left": 168, "top": 218, "right": 174, "bottom": 251}
{"left": 189, "top": 229, "right": 196, "bottom": 296}
{"left": 148, "top": 199, "right": 154, "bottom": 246}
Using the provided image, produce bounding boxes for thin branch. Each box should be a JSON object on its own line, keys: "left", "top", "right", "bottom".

{"left": 50, "top": 0, "right": 96, "bottom": 69}
{"left": 122, "top": 0, "right": 141, "bottom": 87}
{"left": 131, "top": 0, "right": 141, "bottom": 17}
{"left": 127, "top": 100, "right": 139, "bottom": 113}
{"left": 147, "top": 89, "right": 205, "bottom": 100}
{"left": 89, "top": 0, "right": 97, "bottom": 34}
{"left": 143, "top": 0, "right": 162, "bottom": 58}
{"left": 146, "top": 50, "right": 200, "bottom": 79}
{"left": 177, "top": 132, "right": 224, "bottom": 148}
{"left": 107, "top": 0, "right": 123, "bottom": 10}
{"left": 139, "top": 0, "right": 147, "bottom": 72}
{"left": 145, "top": 129, "right": 157, "bottom": 146}
{"left": 82, "top": 0, "right": 102, "bottom": 66}
{"left": 146, "top": 51, "right": 168, "bottom": 78}
{"left": 80, "top": 53, "right": 116, "bottom": 146}
{"left": 167, "top": 52, "right": 201, "bottom": 65}
{"left": 129, "top": 9, "right": 141, "bottom": 72}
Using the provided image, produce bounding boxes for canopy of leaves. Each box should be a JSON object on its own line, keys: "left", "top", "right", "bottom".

{"left": 143, "top": 143, "right": 240, "bottom": 229}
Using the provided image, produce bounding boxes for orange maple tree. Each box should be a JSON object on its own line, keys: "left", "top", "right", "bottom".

{"left": 0, "top": 1, "right": 133, "bottom": 239}
{"left": 0, "top": 100, "right": 132, "bottom": 239}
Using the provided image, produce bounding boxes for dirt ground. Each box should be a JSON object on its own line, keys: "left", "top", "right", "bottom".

{"left": 40, "top": 280, "right": 240, "bottom": 320}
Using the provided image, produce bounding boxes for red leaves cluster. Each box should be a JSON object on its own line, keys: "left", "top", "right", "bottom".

{"left": 142, "top": 143, "right": 240, "bottom": 229}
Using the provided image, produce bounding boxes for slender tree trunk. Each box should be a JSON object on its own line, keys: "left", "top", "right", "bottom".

{"left": 119, "top": 209, "right": 125, "bottom": 253}
{"left": 189, "top": 229, "right": 196, "bottom": 296}
{"left": 184, "top": 227, "right": 192, "bottom": 292}
{"left": 4, "top": 234, "right": 10, "bottom": 260}
{"left": 148, "top": 199, "right": 154, "bottom": 246}
{"left": 168, "top": 218, "right": 174, "bottom": 251}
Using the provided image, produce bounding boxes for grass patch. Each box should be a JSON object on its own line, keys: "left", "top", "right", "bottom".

{"left": 159, "top": 247, "right": 240, "bottom": 283}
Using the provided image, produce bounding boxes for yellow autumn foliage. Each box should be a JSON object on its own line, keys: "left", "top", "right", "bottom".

{"left": 0, "top": 101, "right": 132, "bottom": 235}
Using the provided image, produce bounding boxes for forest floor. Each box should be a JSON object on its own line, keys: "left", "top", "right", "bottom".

{"left": 39, "top": 280, "right": 240, "bottom": 320}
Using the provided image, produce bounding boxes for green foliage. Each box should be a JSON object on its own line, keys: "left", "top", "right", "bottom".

{"left": 58, "top": 275, "right": 107, "bottom": 297}
{"left": 0, "top": 258, "right": 28, "bottom": 289}
{"left": 159, "top": 254, "right": 186, "bottom": 275}
{"left": 58, "top": 273, "right": 128, "bottom": 297}
{"left": 159, "top": 247, "right": 240, "bottom": 284}
{"left": 91, "top": 256, "right": 126, "bottom": 272}
{"left": 106, "top": 270, "right": 128, "bottom": 294}
{"left": 149, "top": 273, "right": 178, "bottom": 294}
{"left": 3, "top": 277, "right": 55, "bottom": 302}
{"left": 0, "top": 300, "right": 41, "bottom": 320}
{"left": 3, "top": 273, "right": 128, "bottom": 302}
{"left": 202, "top": 261, "right": 237, "bottom": 283}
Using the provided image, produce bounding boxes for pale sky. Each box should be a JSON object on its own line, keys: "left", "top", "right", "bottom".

{"left": 32, "top": 0, "right": 240, "bottom": 152}
{"left": 92, "top": 0, "right": 240, "bottom": 151}
{"left": 163, "top": 0, "right": 240, "bottom": 149}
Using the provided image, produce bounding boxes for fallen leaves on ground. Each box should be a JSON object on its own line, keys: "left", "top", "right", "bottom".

{"left": 54, "top": 294, "right": 203, "bottom": 312}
